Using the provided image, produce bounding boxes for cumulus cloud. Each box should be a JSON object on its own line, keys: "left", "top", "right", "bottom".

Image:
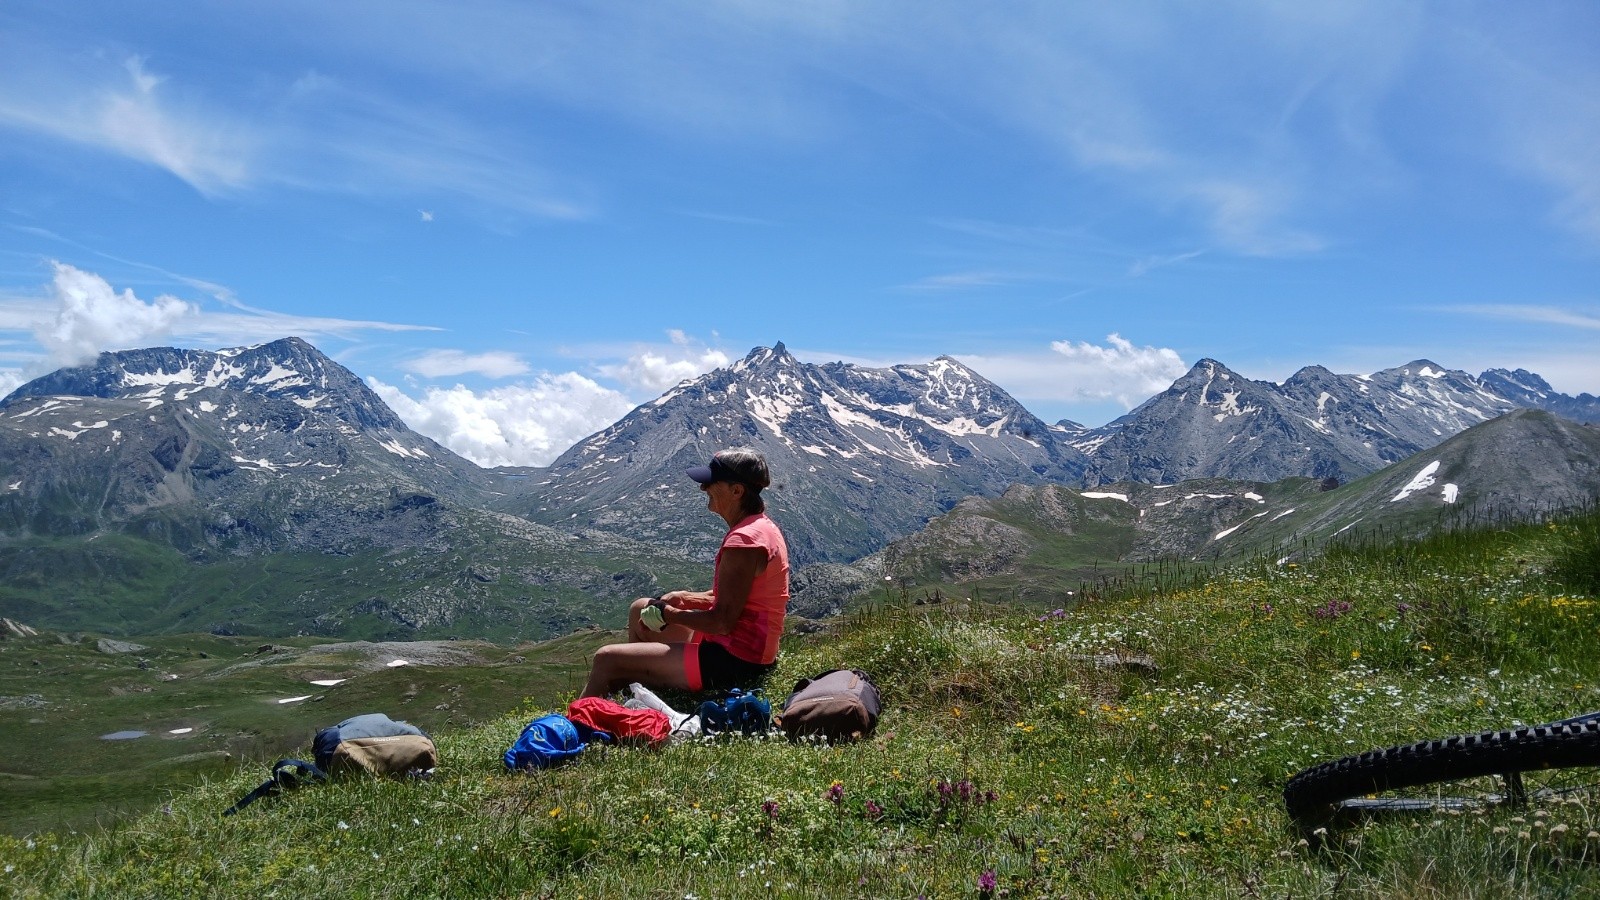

{"left": 597, "top": 330, "right": 729, "bottom": 393}
{"left": 368, "top": 373, "right": 636, "bottom": 468}
{"left": 34, "top": 263, "right": 197, "bottom": 367}
{"left": 0, "top": 369, "right": 25, "bottom": 399}
{"left": 962, "top": 334, "right": 1188, "bottom": 409}
{"left": 402, "top": 349, "right": 531, "bottom": 379}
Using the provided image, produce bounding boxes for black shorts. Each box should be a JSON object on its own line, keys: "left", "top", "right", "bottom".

{"left": 688, "top": 639, "right": 775, "bottom": 692}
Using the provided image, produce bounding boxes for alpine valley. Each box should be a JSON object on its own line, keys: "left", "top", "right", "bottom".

{"left": 1, "top": 338, "right": 1598, "bottom": 637}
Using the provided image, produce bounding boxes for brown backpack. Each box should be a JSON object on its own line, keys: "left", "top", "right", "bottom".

{"left": 777, "top": 668, "right": 882, "bottom": 743}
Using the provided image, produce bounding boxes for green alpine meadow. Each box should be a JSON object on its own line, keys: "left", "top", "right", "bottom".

{"left": 3, "top": 507, "right": 1597, "bottom": 898}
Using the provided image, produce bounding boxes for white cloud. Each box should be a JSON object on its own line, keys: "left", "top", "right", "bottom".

{"left": 0, "top": 263, "right": 439, "bottom": 374}
{"left": 34, "top": 263, "right": 197, "bottom": 367}
{"left": 1443, "top": 304, "right": 1600, "bottom": 331}
{"left": 0, "top": 369, "right": 26, "bottom": 399}
{"left": 597, "top": 330, "right": 730, "bottom": 393}
{"left": 961, "top": 334, "right": 1189, "bottom": 409}
{"left": 1127, "top": 249, "right": 1205, "bottom": 277}
{"left": 368, "top": 373, "right": 635, "bottom": 467}
{"left": 0, "top": 55, "right": 252, "bottom": 194}
{"left": 402, "top": 349, "right": 530, "bottom": 379}
{"left": 897, "top": 271, "right": 1026, "bottom": 291}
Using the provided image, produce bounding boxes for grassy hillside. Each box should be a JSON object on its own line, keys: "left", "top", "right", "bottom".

{"left": 0, "top": 517, "right": 705, "bottom": 642}
{"left": 0, "top": 629, "right": 611, "bottom": 837}
{"left": 3, "top": 509, "right": 1599, "bottom": 898}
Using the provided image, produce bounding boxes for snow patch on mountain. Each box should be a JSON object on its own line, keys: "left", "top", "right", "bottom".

{"left": 1391, "top": 461, "right": 1441, "bottom": 502}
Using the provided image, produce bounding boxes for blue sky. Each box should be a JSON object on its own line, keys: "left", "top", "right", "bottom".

{"left": 2, "top": 2, "right": 1597, "bottom": 466}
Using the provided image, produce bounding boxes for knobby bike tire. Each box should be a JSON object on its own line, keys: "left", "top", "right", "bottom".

{"left": 1283, "top": 715, "right": 1600, "bottom": 822}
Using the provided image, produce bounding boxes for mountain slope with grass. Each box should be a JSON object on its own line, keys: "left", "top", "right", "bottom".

{"left": 873, "top": 410, "right": 1600, "bottom": 604}
{"left": 4, "top": 508, "right": 1598, "bottom": 898}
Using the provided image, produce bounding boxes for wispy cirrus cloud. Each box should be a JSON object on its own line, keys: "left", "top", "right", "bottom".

{"left": 0, "top": 55, "right": 253, "bottom": 194}
{"left": 1442, "top": 304, "right": 1600, "bottom": 330}
{"left": 0, "top": 47, "right": 588, "bottom": 218}
{"left": 896, "top": 271, "right": 1031, "bottom": 292}
{"left": 402, "top": 349, "right": 531, "bottom": 379}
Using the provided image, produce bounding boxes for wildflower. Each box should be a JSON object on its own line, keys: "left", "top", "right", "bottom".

{"left": 978, "top": 869, "right": 997, "bottom": 893}
{"left": 761, "top": 800, "right": 779, "bottom": 820}
{"left": 549, "top": 807, "right": 562, "bottom": 818}
{"left": 826, "top": 781, "right": 844, "bottom": 804}
{"left": 865, "top": 799, "right": 884, "bottom": 820}
{"left": 337, "top": 821, "right": 350, "bottom": 830}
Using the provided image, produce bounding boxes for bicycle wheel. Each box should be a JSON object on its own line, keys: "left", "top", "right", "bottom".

{"left": 1283, "top": 713, "right": 1600, "bottom": 824}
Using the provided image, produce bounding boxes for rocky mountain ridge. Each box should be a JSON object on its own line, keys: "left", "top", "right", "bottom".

{"left": 1072, "top": 358, "right": 1600, "bottom": 487}
{"left": 513, "top": 342, "right": 1090, "bottom": 565}
{"left": 1, "top": 336, "right": 1596, "bottom": 639}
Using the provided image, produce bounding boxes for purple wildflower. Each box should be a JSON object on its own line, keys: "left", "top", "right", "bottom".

{"left": 957, "top": 779, "right": 974, "bottom": 802}
{"left": 978, "top": 869, "right": 997, "bottom": 893}
{"left": 826, "top": 781, "right": 844, "bottom": 804}
{"left": 1313, "top": 599, "right": 1353, "bottom": 619}
{"left": 864, "top": 799, "right": 883, "bottom": 820}
{"left": 761, "top": 800, "right": 779, "bottom": 820}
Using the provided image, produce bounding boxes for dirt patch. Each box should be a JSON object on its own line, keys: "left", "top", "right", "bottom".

{"left": 214, "top": 640, "right": 496, "bottom": 677}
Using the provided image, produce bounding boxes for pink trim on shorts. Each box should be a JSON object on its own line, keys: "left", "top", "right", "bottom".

{"left": 683, "top": 633, "right": 705, "bottom": 692}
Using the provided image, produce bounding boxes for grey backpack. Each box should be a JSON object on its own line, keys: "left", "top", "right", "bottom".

{"left": 777, "top": 669, "right": 882, "bottom": 743}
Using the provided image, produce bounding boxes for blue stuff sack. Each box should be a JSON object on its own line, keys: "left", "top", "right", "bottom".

{"left": 697, "top": 688, "right": 772, "bottom": 736}
{"left": 505, "top": 713, "right": 588, "bottom": 770}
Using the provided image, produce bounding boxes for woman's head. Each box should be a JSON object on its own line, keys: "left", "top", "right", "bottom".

{"left": 687, "top": 447, "right": 769, "bottom": 516}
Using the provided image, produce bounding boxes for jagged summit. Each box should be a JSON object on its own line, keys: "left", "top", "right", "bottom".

{"left": 0, "top": 337, "right": 485, "bottom": 558}
{"left": 3, "top": 336, "right": 406, "bottom": 431}
{"left": 521, "top": 344, "right": 1089, "bottom": 565}
{"left": 1077, "top": 355, "right": 1529, "bottom": 486}
{"left": 1480, "top": 369, "right": 1600, "bottom": 423}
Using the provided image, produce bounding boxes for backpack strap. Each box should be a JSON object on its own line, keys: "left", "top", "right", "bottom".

{"left": 223, "top": 759, "right": 327, "bottom": 816}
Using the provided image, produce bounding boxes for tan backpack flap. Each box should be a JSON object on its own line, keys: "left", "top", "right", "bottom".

{"left": 328, "top": 734, "right": 439, "bottom": 777}
{"left": 778, "top": 668, "right": 882, "bottom": 742}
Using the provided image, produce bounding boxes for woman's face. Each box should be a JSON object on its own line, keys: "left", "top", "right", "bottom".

{"left": 700, "top": 479, "right": 744, "bottom": 520}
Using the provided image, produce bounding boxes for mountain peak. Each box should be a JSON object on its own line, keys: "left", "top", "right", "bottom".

{"left": 1, "top": 337, "right": 406, "bottom": 430}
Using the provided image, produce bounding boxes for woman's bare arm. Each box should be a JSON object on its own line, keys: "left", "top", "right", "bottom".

{"left": 663, "top": 547, "right": 766, "bottom": 636}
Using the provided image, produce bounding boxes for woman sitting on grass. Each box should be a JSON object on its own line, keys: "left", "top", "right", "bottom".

{"left": 579, "top": 448, "right": 790, "bottom": 699}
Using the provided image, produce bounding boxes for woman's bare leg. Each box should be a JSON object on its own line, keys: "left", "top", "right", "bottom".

{"left": 580, "top": 641, "right": 692, "bottom": 699}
